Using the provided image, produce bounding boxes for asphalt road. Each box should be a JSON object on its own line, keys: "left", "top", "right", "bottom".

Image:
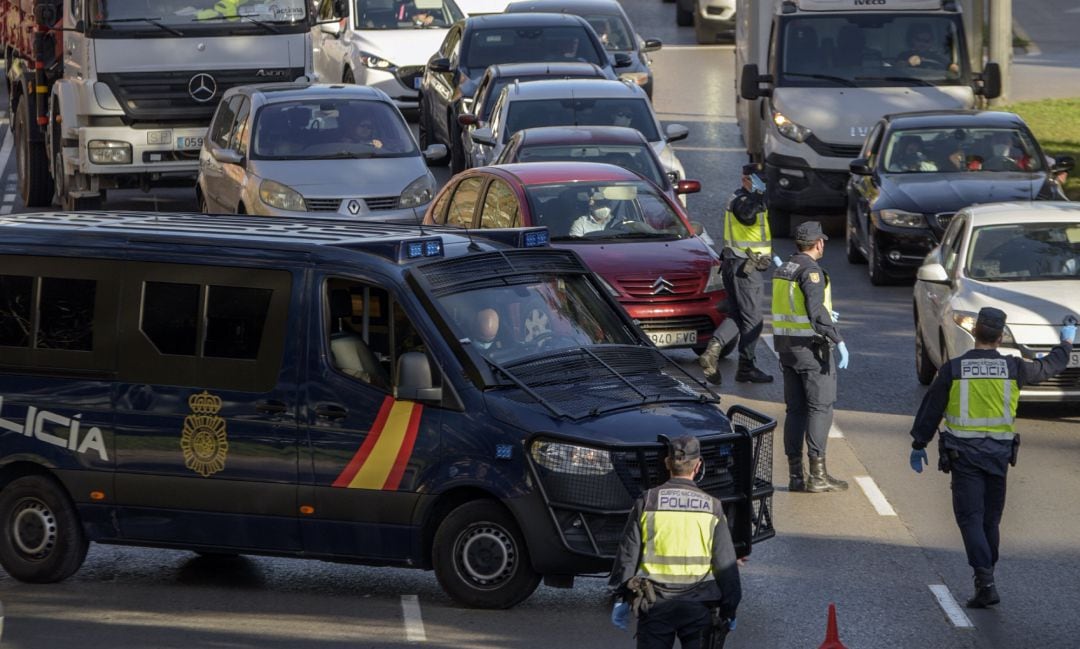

{"left": 2, "top": 1, "right": 1080, "bottom": 647}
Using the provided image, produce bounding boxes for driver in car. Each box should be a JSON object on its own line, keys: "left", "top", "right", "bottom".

{"left": 896, "top": 23, "right": 959, "bottom": 75}
{"left": 569, "top": 192, "right": 615, "bottom": 237}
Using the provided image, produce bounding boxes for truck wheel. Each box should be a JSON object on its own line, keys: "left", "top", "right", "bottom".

{"left": 0, "top": 475, "right": 88, "bottom": 583}
{"left": 15, "top": 98, "right": 55, "bottom": 207}
{"left": 432, "top": 500, "right": 540, "bottom": 609}
{"left": 676, "top": 5, "right": 694, "bottom": 26}
{"left": 768, "top": 208, "right": 791, "bottom": 239}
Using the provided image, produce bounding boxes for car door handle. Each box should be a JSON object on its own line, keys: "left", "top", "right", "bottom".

{"left": 315, "top": 405, "right": 347, "bottom": 421}
{"left": 256, "top": 400, "right": 288, "bottom": 415}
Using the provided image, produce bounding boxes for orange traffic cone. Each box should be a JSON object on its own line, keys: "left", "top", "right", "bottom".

{"left": 818, "top": 603, "right": 847, "bottom": 649}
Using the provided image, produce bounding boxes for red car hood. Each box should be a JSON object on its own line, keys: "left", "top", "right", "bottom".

{"left": 553, "top": 237, "right": 717, "bottom": 297}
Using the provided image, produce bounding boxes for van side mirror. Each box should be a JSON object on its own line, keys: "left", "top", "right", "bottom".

{"left": 1052, "top": 155, "right": 1075, "bottom": 174}
{"left": 849, "top": 158, "right": 872, "bottom": 175}
{"left": 471, "top": 127, "right": 496, "bottom": 147}
{"left": 642, "top": 38, "right": 662, "bottom": 53}
{"left": 212, "top": 147, "right": 245, "bottom": 166}
{"left": 978, "top": 62, "right": 1002, "bottom": 99}
{"left": 333, "top": 0, "right": 350, "bottom": 18}
{"left": 428, "top": 57, "right": 452, "bottom": 73}
{"left": 395, "top": 352, "right": 443, "bottom": 402}
{"left": 740, "top": 63, "right": 772, "bottom": 100}
{"left": 613, "top": 52, "right": 633, "bottom": 68}
{"left": 916, "top": 262, "right": 949, "bottom": 284}
{"left": 665, "top": 123, "right": 689, "bottom": 143}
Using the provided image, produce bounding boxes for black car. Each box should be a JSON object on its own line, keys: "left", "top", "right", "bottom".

{"left": 846, "top": 110, "right": 1073, "bottom": 285}
{"left": 418, "top": 12, "right": 631, "bottom": 173}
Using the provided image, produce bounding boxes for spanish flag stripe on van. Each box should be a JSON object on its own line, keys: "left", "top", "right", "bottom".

{"left": 333, "top": 398, "right": 423, "bottom": 490}
{"left": 331, "top": 396, "right": 395, "bottom": 488}
{"left": 381, "top": 403, "right": 424, "bottom": 491}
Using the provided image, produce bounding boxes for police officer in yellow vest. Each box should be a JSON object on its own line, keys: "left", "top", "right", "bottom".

{"left": 196, "top": 0, "right": 252, "bottom": 20}
{"left": 772, "top": 221, "right": 849, "bottom": 493}
{"left": 609, "top": 436, "right": 741, "bottom": 648}
{"left": 909, "top": 308, "right": 1075, "bottom": 608}
{"left": 698, "top": 164, "right": 779, "bottom": 385}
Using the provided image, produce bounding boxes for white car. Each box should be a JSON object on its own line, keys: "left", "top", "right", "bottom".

{"left": 463, "top": 78, "right": 688, "bottom": 178}
{"left": 312, "top": 0, "right": 464, "bottom": 110}
{"left": 913, "top": 202, "right": 1080, "bottom": 401}
{"left": 692, "top": 0, "right": 735, "bottom": 45}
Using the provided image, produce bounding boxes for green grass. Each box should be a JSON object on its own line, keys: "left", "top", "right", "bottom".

{"left": 1004, "top": 98, "right": 1080, "bottom": 200}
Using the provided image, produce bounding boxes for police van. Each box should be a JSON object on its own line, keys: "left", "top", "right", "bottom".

{"left": 0, "top": 213, "right": 775, "bottom": 608}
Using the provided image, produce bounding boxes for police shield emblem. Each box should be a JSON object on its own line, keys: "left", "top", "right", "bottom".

{"left": 181, "top": 391, "right": 228, "bottom": 477}
{"left": 808, "top": 272, "right": 820, "bottom": 284}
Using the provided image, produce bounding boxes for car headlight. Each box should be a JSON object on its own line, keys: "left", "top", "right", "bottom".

{"left": 619, "top": 71, "right": 649, "bottom": 87}
{"left": 953, "top": 310, "right": 1015, "bottom": 344}
{"left": 705, "top": 263, "right": 724, "bottom": 292}
{"left": 259, "top": 179, "right": 306, "bottom": 212}
{"left": 87, "top": 140, "right": 132, "bottom": 164}
{"left": 531, "top": 440, "right": 613, "bottom": 475}
{"left": 878, "top": 209, "right": 925, "bottom": 228}
{"left": 772, "top": 109, "right": 812, "bottom": 143}
{"left": 358, "top": 51, "right": 395, "bottom": 70}
{"left": 399, "top": 174, "right": 435, "bottom": 209}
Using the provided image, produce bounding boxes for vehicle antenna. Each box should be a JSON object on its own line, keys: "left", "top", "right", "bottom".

{"left": 411, "top": 205, "right": 427, "bottom": 235}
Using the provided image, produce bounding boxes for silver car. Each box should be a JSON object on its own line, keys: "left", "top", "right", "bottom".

{"left": 198, "top": 83, "right": 445, "bottom": 221}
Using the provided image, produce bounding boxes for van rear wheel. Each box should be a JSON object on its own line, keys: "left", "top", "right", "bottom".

{"left": 0, "top": 475, "right": 88, "bottom": 583}
{"left": 432, "top": 500, "right": 540, "bottom": 609}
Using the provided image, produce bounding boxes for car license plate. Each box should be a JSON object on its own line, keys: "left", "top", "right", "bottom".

{"left": 1069, "top": 351, "right": 1080, "bottom": 368}
{"left": 176, "top": 136, "right": 204, "bottom": 150}
{"left": 647, "top": 330, "right": 697, "bottom": 348}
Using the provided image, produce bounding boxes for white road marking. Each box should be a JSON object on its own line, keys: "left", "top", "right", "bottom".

{"left": 2, "top": 194, "right": 14, "bottom": 203}
{"left": 401, "top": 594, "right": 426, "bottom": 643}
{"left": 0, "top": 205, "right": 12, "bottom": 215}
{"left": 829, "top": 425, "right": 844, "bottom": 439}
{"left": 854, "top": 476, "right": 897, "bottom": 516}
{"left": 929, "top": 585, "right": 975, "bottom": 628}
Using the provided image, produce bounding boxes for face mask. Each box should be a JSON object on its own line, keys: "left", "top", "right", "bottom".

{"left": 992, "top": 143, "right": 1010, "bottom": 157}
{"left": 474, "top": 339, "right": 494, "bottom": 350}
{"left": 614, "top": 115, "right": 632, "bottom": 127}
{"left": 591, "top": 206, "right": 611, "bottom": 221}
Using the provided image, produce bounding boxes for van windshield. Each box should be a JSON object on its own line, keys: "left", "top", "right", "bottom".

{"left": 435, "top": 275, "right": 637, "bottom": 364}
{"left": 776, "top": 14, "right": 968, "bottom": 88}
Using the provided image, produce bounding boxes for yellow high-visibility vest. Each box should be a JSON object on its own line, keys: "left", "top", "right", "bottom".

{"left": 771, "top": 267, "right": 832, "bottom": 338}
{"left": 637, "top": 487, "right": 719, "bottom": 585}
{"left": 722, "top": 208, "right": 771, "bottom": 255}
{"left": 944, "top": 356, "right": 1018, "bottom": 440}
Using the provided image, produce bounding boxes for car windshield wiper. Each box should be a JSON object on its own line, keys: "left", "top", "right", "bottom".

{"left": 192, "top": 14, "right": 281, "bottom": 34}
{"left": 319, "top": 151, "right": 378, "bottom": 159}
{"left": 781, "top": 72, "right": 857, "bottom": 87}
{"left": 93, "top": 17, "right": 184, "bottom": 36}
{"left": 857, "top": 75, "right": 934, "bottom": 87}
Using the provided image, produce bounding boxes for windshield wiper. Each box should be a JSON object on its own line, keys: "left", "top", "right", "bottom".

{"left": 857, "top": 75, "right": 934, "bottom": 87}
{"left": 782, "top": 72, "right": 857, "bottom": 87}
{"left": 94, "top": 17, "right": 184, "bottom": 36}
{"left": 319, "top": 151, "right": 378, "bottom": 159}
{"left": 193, "top": 14, "right": 281, "bottom": 34}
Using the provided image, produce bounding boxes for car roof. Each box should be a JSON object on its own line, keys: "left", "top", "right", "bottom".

{"left": 478, "top": 161, "right": 644, "bottom": 184}
{"left": 229, "top": 82, "right": 388, "bottom": 103}
{"left": 464, "top": 12, "right": 590, "bottom": 28}
{"left": 883, "top": 110, "right": 1029, "bottom": 130}
{"left": 504, "top": 78, "right": 641, "bottom": 99}
{"left": 515, "top": 125, "right": 650, "bottom": 145}
{"left": 961, "top": 202, "right": 1080, "bottom": 227}
{"left": 505, "top": 0, "right": 625, "bottom": 15}
{"left": 485, "top": 62, "right": 605, "bottom": 78}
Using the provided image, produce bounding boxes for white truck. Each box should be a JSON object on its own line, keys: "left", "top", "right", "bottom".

{"left": 2, "top": 0, "right": 317, "bottom": 210}
{"left": 735, "top": 0, "right": 999, "bottom": 236}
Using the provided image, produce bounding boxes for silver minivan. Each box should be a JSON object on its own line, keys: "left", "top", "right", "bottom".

{"left": 198, "top": 83, "right": 446, "bottom": 221}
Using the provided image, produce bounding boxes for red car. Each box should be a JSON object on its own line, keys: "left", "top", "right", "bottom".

{"left": 423, "top": 162, "right": 726, "bottom": 350}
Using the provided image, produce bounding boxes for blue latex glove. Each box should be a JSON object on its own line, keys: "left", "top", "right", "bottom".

{"left": 837, "top": 342, "right": 850, "bottom": 369}
{"left": 910, "top": 448, "right": 928, "bottom": 473}
{"left": 1062, "top": 324, "right": 1077, "bottom": 344}
{"left": 750, "top": 174, "right": 766, "bottom": 193}
{"left": 611, "top": 601, "right": 630, "bottom": 631}
{"left": 729, "top": 617, "right": 737, "bottom": 632}
{"left": 772, "top": 255, "right": 783, "bottom": 268}
{"left": 831, "top": 310, "right": 840, "bottom": 323}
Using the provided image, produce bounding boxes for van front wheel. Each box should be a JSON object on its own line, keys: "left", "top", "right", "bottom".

{"left": 0, "top": 475, "right": 88, "bottom": 583}
{"left": 432, "top": 500, "right": 540, "bottom": 609}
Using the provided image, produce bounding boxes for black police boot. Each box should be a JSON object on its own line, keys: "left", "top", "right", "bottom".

{"left": 966, "top": 568, "right": 1000, "bottom": 608}
{"left": 788, "top": 456, "right": 806, "bottom": 492}
{"left": 697, "top": 337, "right": 724, "bottom": 386}
{"left": 735, "top": 362, "right": 774, "bottom": 383}
{"left": 806, "top": 456, "right": 848, "bottom": 492}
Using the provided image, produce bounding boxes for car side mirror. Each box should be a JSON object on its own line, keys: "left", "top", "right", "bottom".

{"left": 917, "top": 262, "right": 949, "bottom": 284}
{"left": 1052, "top": 155, "right": 1075, "bottom": 174}
{"left": 423, "top": 144, "right": 448, "bottom": 162}
{"left": 665, "top": 123, "right": 689, "bottom": 143}
{"left": 333, "top": 0, "right": 350, "bottom": 18}
{"left": 319, "top": 20, "right": 342, "bottom": 35}
{"left": 642, "top": 38, "right": 662, "bottom": 53}
{"left": 978, "top": 62, "right": 1002, "bottom": 99}
{"left": 428, "top": 57, "right": 452, "bottom": 73}
{"left": 675, "top": 179, "right": 701, "bottom": 195}
{"left": 472, "top": 127, "right": 496, "bottom": 147}
{"left": 849, "top": 158, "right": 872, "bottom": 175}
{"left": 740, "top": 63, "right": 773, "bottom": 100}
{"left": 457, "top": 113, "right": 478, "bottom": 127}
{"left": 212, "top": 147, "right": 244, "bottom": 166}
{"left": 395, "top": 352, "right": 443, "bottom": 402}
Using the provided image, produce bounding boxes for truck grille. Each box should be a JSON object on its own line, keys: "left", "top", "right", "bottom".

{"left": 99, "top": 68, "right": 306, "bottom": 124}
{"left": 806, "top": 135, "right": 863, "bottom": 159}
{"left": 617, "top": 272, "right": 702, "bottom": 298}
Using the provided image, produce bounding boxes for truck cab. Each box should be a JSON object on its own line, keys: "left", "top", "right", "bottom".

{"left": 735, "top": 0, "right": 1000, "bottom": 236}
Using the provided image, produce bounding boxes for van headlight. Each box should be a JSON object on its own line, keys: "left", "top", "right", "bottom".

{"left": 878, "top": 209, "right": 925, "bottom": 228}
{"left": 531, "top": 440, "right": 613, "bottom": 475}
{"left": 259, "top": 179, "right": 306, "bottom": 212}
{"left": 772, "top": 109, "right": 812, "bottom": 143}
{"left": 705, "top": 263, "right": 724, "bottom": 292}
{"left": 399, "top": 174, "right": 435, "bottom": 208}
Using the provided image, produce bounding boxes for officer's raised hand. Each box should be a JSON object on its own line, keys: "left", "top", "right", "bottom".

{"left": 1062, "top": 320, "right": 1077, "bottom": 344}
{"left": 611, "top": 601, "right": 630, "bottom": 631}
{"left": 772, "top": 255, "right": 783, "bottom": 268}
{"left": 910, "top": 448, "right": 928, "bottom": 473}
{"left": 837, "top": 341, "right": 850, "bottom": 369}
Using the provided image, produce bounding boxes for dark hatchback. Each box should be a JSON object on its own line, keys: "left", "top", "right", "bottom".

{"left": 845, "top": 110, "right": 1073, "bottom": 285}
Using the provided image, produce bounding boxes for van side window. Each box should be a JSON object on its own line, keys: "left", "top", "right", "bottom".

{"left": 38, "top": 278, "right": 96, "bottom": 351}
{"left": 142, "top": 282, "right": 200, "bottom": 355}
{"left": 205, "top": 286, "right": 273, "bottom": 359}
{"left": 0, "top": 275, "right": 33, "bottom": 347}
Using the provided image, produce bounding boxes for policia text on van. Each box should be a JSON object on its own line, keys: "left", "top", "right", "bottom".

{"left": 0, "top": 213, "right": 775, "bottom": 608}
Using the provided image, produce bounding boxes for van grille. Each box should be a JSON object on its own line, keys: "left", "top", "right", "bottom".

{"left": 806, "top": 135, "right": 863, "bottom": 159}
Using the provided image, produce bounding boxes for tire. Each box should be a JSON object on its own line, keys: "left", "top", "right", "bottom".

{"left": 676, "top": 5, "right": 694, "bottom": 26}
{"left": 867, "top": 224, "right": 891, "bottom": 286}
{"left": 432, "top": 500, "right": 540, "bottom": 609}
{"left": 449, "top": 115, "right": 466, "bottom": 174}
{"left": 0, "top": 475, "right": 88, "bottom": 583}
{"left": 15, "top": 98, "right": 54, "bottom": 207}
{"left": 768, "top": 208, "right": 791, "bottom": 239}
{"left": 343, "top": 68, "right": 355, "bottom": 84}
{"left": 914, "top": 316, "right": 936, "bottom": 385}
{"left": 846, "top": 207, "right": 866, "bottom": 264}
{"left": 419, "top": 99, "right": 449, "bottom": 166}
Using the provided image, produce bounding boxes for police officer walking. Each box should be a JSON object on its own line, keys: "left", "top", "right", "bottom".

{"left": 909, "top": 308, "right": 1075, "bottom": 608}
{"left": 698, "top": 164, "right": 780, "bottom": 385}
{"left": 772, "top": 221, "right": 849, "bottom": 493}
{"left": 609, "top": 436, "right": 741, "bottom": 648}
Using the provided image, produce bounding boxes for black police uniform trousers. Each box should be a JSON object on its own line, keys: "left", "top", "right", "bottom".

{"left": 950, "top": 451, "right": 1008, "bottom": 569}
{"left": 780, "top": 345, "right": 836, "bottom": 459}
{"left": 636, "top": 598, "right": 712, "bottom": 649}
{"left": 719, "top": 249, "right": 765, "bottom": 368}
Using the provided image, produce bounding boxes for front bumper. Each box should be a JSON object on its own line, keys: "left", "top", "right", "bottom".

{"left": 356, "top": 67, "right": 421, "bottom": 110}
{"left": 524, "top": 405, "right": 776, "bottom": 563}
{"left": 71, "top": 125, "right": 207, "bottom": 180}
{"left": 624, "top": 292, "right": 725, "bottom": 349}
{"left": 696, "top": 0, "right": 736, "bottom": 29}
{"left": 871, "top": 223, "right": 938, "bottom": 276}
{"left": 765, "top": 153, "right": 849, "bottom": 214}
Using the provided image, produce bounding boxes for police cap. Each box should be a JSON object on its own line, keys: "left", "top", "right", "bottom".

{"left": 668, "top": 435, "right": 701, "bottom": 461}
{"left": 742, "top": 163, "right": 763, "bottom": 176}
{"left": 976, "top": 307, "right": 1007, "bottom": 333}
{"left": 793, "top": 220, "right": 829, "bottom": 242}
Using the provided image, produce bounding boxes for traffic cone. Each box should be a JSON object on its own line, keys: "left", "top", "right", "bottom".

{"left": 817, "top": 603, "right": 847, "bottom": 649}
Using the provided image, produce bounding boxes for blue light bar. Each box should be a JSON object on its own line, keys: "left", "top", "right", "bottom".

{"left": 522, "top": 228, "right": 549, "bottom": 248}
{"left": 401, "top": 237, "right": 444, "bottom": 263}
